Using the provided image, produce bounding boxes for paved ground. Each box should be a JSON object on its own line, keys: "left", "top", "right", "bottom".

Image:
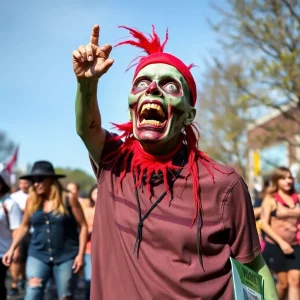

{"left": 5, "top": 274, "right": 86, "bottom": 300}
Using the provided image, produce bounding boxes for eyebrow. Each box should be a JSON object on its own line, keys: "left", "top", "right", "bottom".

{"left": 134, "top": 74, "right": 182, "bottom": 84}
{"left": 159, "top": 76, "right": 181, "bottom": 83}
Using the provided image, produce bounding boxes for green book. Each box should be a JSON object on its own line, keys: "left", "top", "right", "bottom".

{"left": 230, "top": 257, "right": 264, "bottom": 300}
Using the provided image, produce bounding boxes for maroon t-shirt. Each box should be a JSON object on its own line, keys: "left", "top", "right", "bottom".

{"left": 90, "top": 132, "right": 260, "bottom": 300}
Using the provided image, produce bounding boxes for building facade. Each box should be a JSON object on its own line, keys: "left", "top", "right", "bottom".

{"left": 247, "top": 104, "right": 300, "bottom": 193}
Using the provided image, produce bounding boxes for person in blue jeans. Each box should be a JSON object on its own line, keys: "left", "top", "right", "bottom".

{"left": 2, "top": 161, "right": 88, "bottom": 300}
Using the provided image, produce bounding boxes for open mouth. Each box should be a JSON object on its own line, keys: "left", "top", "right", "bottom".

{"left": 138, "top": 101, "right": 168, "bottom": 128}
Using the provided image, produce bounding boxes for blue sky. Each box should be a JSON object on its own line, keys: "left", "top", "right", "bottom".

{"left": 1, "top": 0, "right": 225, "bottom": 175}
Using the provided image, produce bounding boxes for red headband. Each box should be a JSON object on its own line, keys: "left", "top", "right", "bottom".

{"left": 116, "top": 26, "right": 197, "bottom": 106}
{"left": 133, "top": 53, "right": 197, "bottom": 106}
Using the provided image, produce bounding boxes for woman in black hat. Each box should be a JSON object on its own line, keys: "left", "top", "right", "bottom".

{"left": 2, "top": 161, "right": 88, "bottom": 300}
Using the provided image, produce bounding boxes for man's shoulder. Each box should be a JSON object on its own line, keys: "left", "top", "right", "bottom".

{"left": 90, "top": 129, "right": 124, "bottom": 176}
{"left": 197, "top": 156, "right": 242, "bottom": 189}
{"left": 10, "top": 190, "right": 28, "bottom": 203}
{"left": 4, "top": 196, "right": 18, "bottom": 210}
{"left": 10, "top": 190, "right": 25, "bottom": 199}
{"left": 9, "top": 190, "right": 19, "bottom": 198}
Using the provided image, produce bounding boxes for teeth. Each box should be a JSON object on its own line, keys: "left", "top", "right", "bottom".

{"left": 140, "top": 103, "right": 166, "bottom": 117}
{"left": 140, "top": 119, "right": 162, "bottom": 126}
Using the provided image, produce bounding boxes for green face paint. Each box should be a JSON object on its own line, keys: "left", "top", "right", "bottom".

{"left": 128, "top": 63, "right": 196, "bottom": 145}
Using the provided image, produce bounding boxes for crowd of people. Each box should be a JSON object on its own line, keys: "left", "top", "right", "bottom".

{"left": 1, "top": 161, "right": 300, "bottom": 299}
{"left": 0, "top": 161, "right": 97, "bottom": 300}
{"left": 2, "top": 23, "right": 300, "bottom": 300}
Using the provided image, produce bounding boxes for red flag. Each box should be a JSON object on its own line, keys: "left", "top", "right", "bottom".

{"left": 5, "top": 146, "right": 19, "bottom": 174}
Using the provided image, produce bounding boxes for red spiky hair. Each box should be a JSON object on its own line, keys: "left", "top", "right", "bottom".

{"left": 116, "top": 25, "right": 168, "bottom": 61}
{"left": 115, "top": 25, "right": 197, "bottom": 106}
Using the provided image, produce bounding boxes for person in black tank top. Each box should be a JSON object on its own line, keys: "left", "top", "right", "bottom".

{"left": 261, "top": 166, "right": 300, "bottom": 300}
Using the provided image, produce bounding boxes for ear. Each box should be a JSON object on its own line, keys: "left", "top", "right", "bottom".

{"left": 184, "top": 107, "right": 196, "bottom": 125}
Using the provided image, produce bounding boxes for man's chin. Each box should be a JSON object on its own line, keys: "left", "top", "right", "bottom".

{"left": 137, "top": 139, "right": 159, "bottom": 145}
{"left": 134, "top": 130, "right": 166, "bottom": 144}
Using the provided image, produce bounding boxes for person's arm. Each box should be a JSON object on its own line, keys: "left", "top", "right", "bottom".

{"left": 276, "top": 205, "right": 300, "bottom": 218}
{"left": 2, "top": 199, "right": 32, "bottom": 266}
{"left": 254, "top": 207, "right": 262, "bottom": 219}
{"left": 253, "top": 198, "right": 263, "bottom": 220}
{"left": 260, "top": 196, "right": 294, "bottom": 255}
{"left": 8, "top": 202, "right": 23, "bottom": 261}
{"left": 246, "top": 254, "right": 278, "bottom": 299}
{"left": 68, "top": 193, "right": 88, "bottom": 273}
{"left": 11, "top": 229, "right": 21, "bottom": 262}
{"left": 75, "top": 79, "right": 106, "bottom": 166}
{"left": 80, "top": 201, "right": 93, "bottom": 239}
{"left": 73, "top": 24, "right": 114, "bottom": 167}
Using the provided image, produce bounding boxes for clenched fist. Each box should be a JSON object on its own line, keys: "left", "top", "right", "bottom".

{"left": 72, "top": 25, "right": 114, "bottom": 79}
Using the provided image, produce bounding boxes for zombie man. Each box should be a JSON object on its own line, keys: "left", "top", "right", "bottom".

{"left": 73, "top": 25, "right": 278, "bottom": 299}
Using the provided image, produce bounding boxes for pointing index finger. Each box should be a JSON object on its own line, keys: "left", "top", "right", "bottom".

{"left": 90, "top": 24, "right": 100, "bottom": 46}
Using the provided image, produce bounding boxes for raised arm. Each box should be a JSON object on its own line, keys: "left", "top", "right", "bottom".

{"left": 72, "top": 25, "right": 114, "bottom": 167}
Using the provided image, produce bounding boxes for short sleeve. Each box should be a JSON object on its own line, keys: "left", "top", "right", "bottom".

{"left": 7, "top": 201, "right": 23, "bottom": 230}
{"left": 223, "top": 178, "right": 261, "bottom": 264}
{"left": 90, "top": 130, "right": 123, "bottom": 179}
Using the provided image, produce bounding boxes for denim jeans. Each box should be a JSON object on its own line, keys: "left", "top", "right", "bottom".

{"left": 83, "top": 254, "right": 91, "bottom": 300}
{"left": 25, "top": 256, "right": 77, "bottom": 300}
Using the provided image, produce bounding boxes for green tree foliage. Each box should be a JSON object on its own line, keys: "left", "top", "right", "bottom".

{"left": 0, "top": 131, "right": 15, "bottom": 163}
{"left": 212, "top": 0, "right": 300, "bottom": 109}
{"left": 55, "top": 167, "right": 96, "bottom": 197}
{"left": 201, "top": 0, "right": 300, "bottom": 171}
{"left": 198, "top": 62, "right": 250, "bottom": 179}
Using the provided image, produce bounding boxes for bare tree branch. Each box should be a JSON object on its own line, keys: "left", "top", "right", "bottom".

{"left": 282, "top": 0, "right": 300, "bottom": 24}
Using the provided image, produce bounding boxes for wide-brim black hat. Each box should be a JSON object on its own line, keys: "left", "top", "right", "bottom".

{"left": 20, "top": 160, "right": 66, "bottom": 180}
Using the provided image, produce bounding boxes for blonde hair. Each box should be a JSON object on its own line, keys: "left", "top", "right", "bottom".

{"left": 266, "top": 166, "right": 296, "bottom": 196}
{"left": 28, "top": 179, "right": 67, "bottom": 215}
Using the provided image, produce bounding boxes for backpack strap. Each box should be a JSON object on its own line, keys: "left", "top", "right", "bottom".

{"left": 274, "top": 193, "right": 286, "bottom": 206}
{"left": 291, "top": 193, "right": 299, "bottom": 203}
{"left": 275, "top": 193, "right": 299, "bottom": 206}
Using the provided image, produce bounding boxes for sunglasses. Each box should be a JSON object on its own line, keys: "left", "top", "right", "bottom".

{"left": 31, "top": 177, "right": 46, "bottom": 184}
